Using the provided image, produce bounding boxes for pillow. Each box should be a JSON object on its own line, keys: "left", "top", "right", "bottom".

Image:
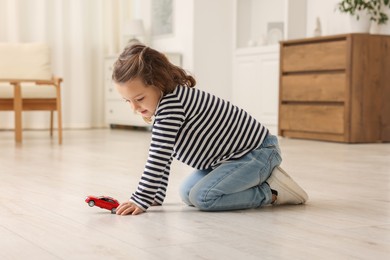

{"left": 0, "top": 43, "right": 52, "bottom": 80}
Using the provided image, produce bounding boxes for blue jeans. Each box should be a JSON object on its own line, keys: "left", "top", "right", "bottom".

{"left": 179, "top": 134, "right": 282, "bottom": 211}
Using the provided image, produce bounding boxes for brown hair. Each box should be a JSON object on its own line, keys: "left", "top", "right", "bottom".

{"left": 112, "top": 44, "right": 196, "bottom": 94}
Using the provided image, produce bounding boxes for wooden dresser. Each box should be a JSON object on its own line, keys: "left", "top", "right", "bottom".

{"left": 278, "top": 34, "right": 390, "bottom": 143}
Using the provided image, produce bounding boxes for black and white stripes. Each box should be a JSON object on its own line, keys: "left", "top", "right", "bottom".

{"left": 130, "top": 86, "right": 268, "bottom": 210}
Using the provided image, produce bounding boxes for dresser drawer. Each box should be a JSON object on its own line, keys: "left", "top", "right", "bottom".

{"left": 279, "top": 104, "right": 344, "bottom": 134}
{"left": 279, "top": 34, "right": 390, "bottom": 143}
{"left": 282, "top": 40, "right": 347, "bottom": 72}
{"left": 281, "top": 73, "right": 346, "bottom": 102}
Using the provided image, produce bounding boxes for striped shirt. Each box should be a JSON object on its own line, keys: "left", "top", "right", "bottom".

{"left": 130, "top": 86, "right": 269, "bottom": 210}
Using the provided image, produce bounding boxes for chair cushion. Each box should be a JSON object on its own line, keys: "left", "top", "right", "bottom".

{"left": 0, "top": 83, "right": 56, "bottom": 98}
{"left": 0, "top": 43, "right": 52, "bottom": 80}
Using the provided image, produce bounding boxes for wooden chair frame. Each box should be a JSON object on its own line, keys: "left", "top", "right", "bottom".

{"left": 0, "top": 77, "right": 63, "bottom": 144}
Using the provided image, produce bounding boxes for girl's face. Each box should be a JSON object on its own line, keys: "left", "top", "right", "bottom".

{"left": 115, "top": 77, "right": 162, "bottom": 119}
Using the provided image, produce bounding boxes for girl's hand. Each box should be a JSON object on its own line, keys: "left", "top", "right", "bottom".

{"left": 116, "top": 201, "right": 144, "bottom": 216}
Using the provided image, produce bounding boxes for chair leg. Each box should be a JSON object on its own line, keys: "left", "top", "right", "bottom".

{"left": 50, "top": 111, "right": 54, "bottom": 137}
{"left": 56, "top": 86, "right": 63, "bottom": 145}
{"left": 57, "top": 110, "right": 62, "bottom": 145}
{"left": 13, "top": 83, "right": 23, "bottom": 143}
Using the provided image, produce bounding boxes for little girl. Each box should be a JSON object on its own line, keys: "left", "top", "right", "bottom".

{"left": 112, "top": 44, "right": 308, "bottom": 216}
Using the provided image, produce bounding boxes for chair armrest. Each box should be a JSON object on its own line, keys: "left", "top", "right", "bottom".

{"left": 0, "top": 76, "right": 63, "bottom": 86}
{"left": 52, "top": 76, "right": 63, "bottom": 86}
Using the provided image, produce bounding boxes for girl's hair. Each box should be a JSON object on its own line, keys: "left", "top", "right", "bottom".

{"left": 112, "top": 44, "right": 196, "bottom": 94}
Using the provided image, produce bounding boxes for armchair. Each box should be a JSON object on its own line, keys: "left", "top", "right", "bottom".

{"left": 0, "top": 43, "right": 63, "bottom": 144}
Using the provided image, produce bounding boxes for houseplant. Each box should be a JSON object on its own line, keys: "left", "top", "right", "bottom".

{"left": 337, "top": 0, "right": 390, "bottom": 32}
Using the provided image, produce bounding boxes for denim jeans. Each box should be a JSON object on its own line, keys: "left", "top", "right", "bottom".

{"left": 179, "top": 134, "right": 282, "bottom": 211}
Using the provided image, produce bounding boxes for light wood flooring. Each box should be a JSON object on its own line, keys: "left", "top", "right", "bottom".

{"left": 0, "top": 129, "right": 389, "bottom": 260}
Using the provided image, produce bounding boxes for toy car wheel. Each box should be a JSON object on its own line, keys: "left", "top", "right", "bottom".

{"left": 88, "top": 201, "right": 95, "bottom": 207}
{"left": 111, "top": 208, "right": 117, "bottom": 214}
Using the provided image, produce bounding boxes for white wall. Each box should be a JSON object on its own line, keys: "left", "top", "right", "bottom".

{"left": 192, "top": 0, "right": 233, "bottom": 100}
{"left": 143, "top": 0, "right": 195, "bottom": 72}
{"left": 135, "top": 0, "right": 233, "bottom": 101}
{"left": 251, "top": 0, "right": 284, "bottom": 41}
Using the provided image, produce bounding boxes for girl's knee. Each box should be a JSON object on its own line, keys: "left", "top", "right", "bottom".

{"left": 188, "top": 189, "right": 215, "bottom": 211}
{"left": 179, "top": 183, "right": 192, "bottom": 206}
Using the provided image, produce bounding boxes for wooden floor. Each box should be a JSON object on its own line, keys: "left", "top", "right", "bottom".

{"left": 0, "top": 129, "right": 389, "bottom": 260}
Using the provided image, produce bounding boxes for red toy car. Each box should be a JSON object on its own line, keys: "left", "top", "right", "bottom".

{"left": 85, "top": 195, "right": 120, "bottom": 214}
